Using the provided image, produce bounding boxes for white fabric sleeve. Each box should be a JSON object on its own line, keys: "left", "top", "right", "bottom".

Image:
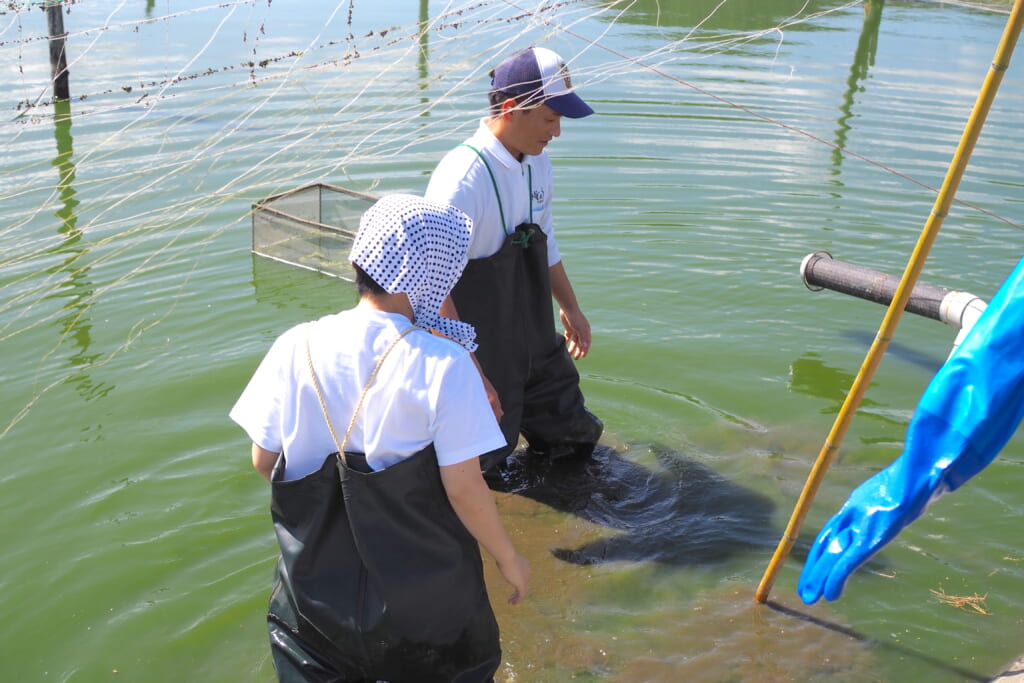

{"left": 543, "top": 209, "right": 561, "bottom": 267}
{"left": 528, "top": 154, "right": 561, "bottom": 266}
{"left": 426, "top": 149, "right": 487, "bottom": 227}
{"left": 431, "top": 352, "right": 506, "bottom": 466}
{"left": 228, "top": 333, "right": 292, "bottom": 454}
{"left": 427, "top": 146, "right": 511, "bottom": 258}
{"left": 531, "top": 156, "right": 561, "bottom": 266}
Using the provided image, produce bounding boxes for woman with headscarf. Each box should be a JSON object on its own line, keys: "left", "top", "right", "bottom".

{"left": 230, "top": 195, "right": 530, "bottom": 682}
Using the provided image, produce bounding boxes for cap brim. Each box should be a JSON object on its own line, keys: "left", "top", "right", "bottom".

{"left": 545, "top": 91, "right": 594, "bottom": 119}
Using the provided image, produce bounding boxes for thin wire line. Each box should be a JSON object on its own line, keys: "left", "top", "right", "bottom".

{"left": 502, "top": 0, "right": 1023, "bottom": 231}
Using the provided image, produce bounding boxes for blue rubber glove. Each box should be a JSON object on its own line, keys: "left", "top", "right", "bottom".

{"left": 799, "top": 256, "right": 1024, "bottom": 604}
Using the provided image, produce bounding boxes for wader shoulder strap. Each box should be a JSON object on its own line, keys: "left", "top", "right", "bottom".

{"left": 306, "top": 325, "right": 417, "bottom": 465}
{"left": 458, "top": 143, "right": 509, "bottom": 235}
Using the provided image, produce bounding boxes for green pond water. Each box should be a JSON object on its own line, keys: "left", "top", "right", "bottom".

{"left": 3, "top": 0, "right": 1024, "bottom": 680}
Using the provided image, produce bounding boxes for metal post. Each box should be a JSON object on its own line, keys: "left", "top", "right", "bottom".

{"left": 45, "top": 1, "right": 70, "bottom": 101}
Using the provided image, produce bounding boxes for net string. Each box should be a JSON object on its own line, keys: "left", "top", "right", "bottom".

{"left": 0, "top": 0, "right": 1019, "bottom": 441}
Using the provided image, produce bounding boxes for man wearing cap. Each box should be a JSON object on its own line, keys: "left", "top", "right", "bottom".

{"left": 426, "top": 46, "right": 603, "bottom": 475}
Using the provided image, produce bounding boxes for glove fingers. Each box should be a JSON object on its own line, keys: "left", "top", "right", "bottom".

{"left": 799, "top": 511, "right": 859, "bottom": 604}
{"left": 798, "top": 526, "right": 841, "bottom": 603}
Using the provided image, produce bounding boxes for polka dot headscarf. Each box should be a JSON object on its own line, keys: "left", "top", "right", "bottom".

{"left": 350, "top": 194, "right": 478, "bottom": 351}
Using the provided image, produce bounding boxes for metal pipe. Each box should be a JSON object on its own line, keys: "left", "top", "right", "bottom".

{"left": 800, "top": 251, "right": 987, "bottom": 336}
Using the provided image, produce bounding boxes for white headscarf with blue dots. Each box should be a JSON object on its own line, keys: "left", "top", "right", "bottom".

{"left": 350, "top": 194, "right": 478, "bottom": 352}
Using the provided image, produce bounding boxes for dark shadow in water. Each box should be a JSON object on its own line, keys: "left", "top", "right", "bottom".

{"left": 417, "top": 0, "right": 429, "bottom": 85}
{"left": 46, "top": 99, "right": 114, "bottom": 402}
{"left": 416, "top": 0, "right": 431, "bottom": 123}
{"left": 489, "top": 443, "right": 888, "bottom": 574}
{"left": 840, "top": 329, "right": 946, "bottom": 375}
{"left": 765, "top": 599, "right": 989, "bottom": 682}
{"left": 789, "top": 345, "right": 944, "bottom": 424}
{"left": 830, "top": 0, "right": 884, "bottom": 175}
{"left": 789, "top": 351, "right": 886, "bottom": 417}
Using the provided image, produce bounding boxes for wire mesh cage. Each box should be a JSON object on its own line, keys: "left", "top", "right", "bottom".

{"left": 251, "top": 183, "right": 378, "bottom": 279}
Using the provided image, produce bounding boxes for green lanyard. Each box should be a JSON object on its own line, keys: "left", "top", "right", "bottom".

{"left": 459, "top": 143, "right": 533, "bottom": 235}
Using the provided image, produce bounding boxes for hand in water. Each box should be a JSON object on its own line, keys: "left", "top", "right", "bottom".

{"left": 560, "top": 308, "right": 591, "bottom": 359}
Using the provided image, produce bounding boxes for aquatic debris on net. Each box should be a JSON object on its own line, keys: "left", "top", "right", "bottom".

{"left": 930, "top": 587, "right": 992, "bottom": 615}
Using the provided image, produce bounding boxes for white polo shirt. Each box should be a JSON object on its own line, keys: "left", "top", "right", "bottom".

{"left": 426, "top": 119, "right": 562, "bottom": 267}
{"left": 229, "top": 307, "right": 505, "bottom": 481}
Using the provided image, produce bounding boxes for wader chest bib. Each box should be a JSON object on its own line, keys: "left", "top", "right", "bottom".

{"left": 450, "top": 146, "right": 602, "bottom": 472}
{"left": 266, "top": 329, "right": 500, "bottom": 682}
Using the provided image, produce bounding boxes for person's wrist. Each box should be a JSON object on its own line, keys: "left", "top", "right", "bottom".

{"left": 495, "top": 547, "right": 518, "bottom": 567}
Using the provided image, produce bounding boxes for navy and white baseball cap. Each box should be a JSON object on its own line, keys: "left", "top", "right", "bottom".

{"left": 490, "top": 46, "right": 594, "bottom": 119}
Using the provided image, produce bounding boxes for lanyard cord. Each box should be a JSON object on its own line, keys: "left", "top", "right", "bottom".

{"left": 459, "top": 143, "right": 534, "bottom": 235}
{"left": 528, "top": 164, "right": 533, "bottom": 224}
{"left": 459, "top": 143, "right": 507, "bottom": 234}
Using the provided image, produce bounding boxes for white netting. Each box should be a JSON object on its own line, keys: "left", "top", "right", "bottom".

{"left": 0, "top": 0, "right": 1017, "bottom": 440}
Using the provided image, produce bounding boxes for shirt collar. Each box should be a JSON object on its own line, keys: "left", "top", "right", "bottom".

{"left": 473, "top": 118, "right": 545, "bottom": 169}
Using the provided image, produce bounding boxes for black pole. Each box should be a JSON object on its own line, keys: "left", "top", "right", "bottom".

{"left": 46, "top": 1, "right": 70, "bottom": 101}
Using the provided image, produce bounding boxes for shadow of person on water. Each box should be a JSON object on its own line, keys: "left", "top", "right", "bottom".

{"left": 489, "top": 443, "right": 887, "bottom": 573}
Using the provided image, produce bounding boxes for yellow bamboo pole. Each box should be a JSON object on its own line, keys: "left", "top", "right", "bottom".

{"left": 755, "top": 0, "right": 1024, "bottom": 604}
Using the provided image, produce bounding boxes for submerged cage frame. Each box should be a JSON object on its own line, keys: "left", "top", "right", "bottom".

{"left": 251, "top": 182, "right": 379, "bottom": 279}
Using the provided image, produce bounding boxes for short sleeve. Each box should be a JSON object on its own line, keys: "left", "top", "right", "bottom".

{"left": 431, "top": 352, "right": 506, "bottom": 466}
{"left": 228, "top": 332, "right": 295, "bottom": 454}
{"left": 532, "top": 156, "right": 561, "bottom": 266}
{"left": 426, "top": 148, "right": 488, "bottom": 229}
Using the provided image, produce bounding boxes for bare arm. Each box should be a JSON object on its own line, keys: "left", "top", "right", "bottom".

{"left": 549, "top": 260, "right": 591, "bottom": 359}
{"left": 440, "top": 457, "right": 530, "bottom": 604}
{"left": 251, "top": 443, "right": 279, "bottom": 483}
{"left": 440, "top": 294, "right": 503, "bottom": 420}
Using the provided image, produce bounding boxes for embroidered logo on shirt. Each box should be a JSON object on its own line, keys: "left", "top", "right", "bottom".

{"left": 532, "top": 188, "right": 545, "bottom": 204}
